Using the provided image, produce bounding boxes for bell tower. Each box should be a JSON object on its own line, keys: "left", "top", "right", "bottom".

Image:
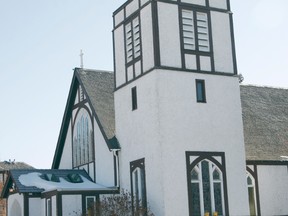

{"left": 113, "top": 0, "right": 249, "bottom": 215}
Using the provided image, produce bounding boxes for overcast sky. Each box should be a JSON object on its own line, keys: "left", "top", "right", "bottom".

{"left": 0, "top": 0, "right": 287, "bottom": 168}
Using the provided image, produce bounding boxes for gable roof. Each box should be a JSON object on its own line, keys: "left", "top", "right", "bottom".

{"left": 0, "top": 161, "right": 34, "bottom": 171}
{"left": 52, "top": 68, "right": 119, "bottom": 169}
{"left": 1, "top": 169, "right": 116, "bottom": 198}
{"left": 240, "top": 85, "right": 288, "bottom": 161}
{"left": 76, "top": 68, "right": 115, "bottom": 140}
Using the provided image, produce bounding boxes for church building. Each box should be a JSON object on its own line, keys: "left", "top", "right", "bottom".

{"left": 2, "top": 0, "right": 288, "bottom": 215}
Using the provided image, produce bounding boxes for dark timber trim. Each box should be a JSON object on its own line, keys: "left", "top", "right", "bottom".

{"left": 151, "top": 0, "right": 161, "bottom": 67}
{"left": 115, "top": 65, "right": 237, "bottom": 92}
{"left": 24, "top": 194, "right": 29, "bottom": 216}
{"left": 52, "top": 69, "right": 120, "bottom": 169}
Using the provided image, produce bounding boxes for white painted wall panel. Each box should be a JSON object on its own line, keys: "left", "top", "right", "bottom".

{"left": 62, "top": 195, "right": 82, "bottom": 215}
{"left": 200, "top": 55, "right": 212, "bottom": 71}
{"left": 94, "top": 118, "right": 115, "bottom": 187}
{"left": 114, "top": 25, "right": 126, "bottom": 87}
{"left": 211, "top": 11, "right": 234, "bottom": 73}
{"left": 209, "top": 0, "right": 227, "bottom": 10}
{"left": 59, "top": 120, "right": 72, "bottom": 169}
{"left": 114, "top": 9, "right": 124, "bottom": 27}
{"left": 181, "top": 0, "right": 206, "bottom": 6}
{"left": 257, "top": 165, "right": 288, "bottom": 215}
{"left": 8, "top": 194, "right": 23, "bottom": 216}
{"left": 126, "top": 0, "right": 139, "bottom": 18}
{"left": 135, "top": 60, "right": 141, "bottom": 77}
{"left": 141, "top": 4, "right": 155, "bottom": 73}
{"left": 52, "top": 196, "right": 57, "bottom": 216}
{"left": 158, "top": 2, "right": 182, "bottom": 68}
{"left": 185, "top": 54, "right": 197, "bottom": 70}
{"left": 29, "top": 198, "right": 43, "bottom": 216}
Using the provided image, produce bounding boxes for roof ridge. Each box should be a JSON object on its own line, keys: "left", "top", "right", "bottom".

{"left": 241, "top": 84, "right": 288, "bottom": 90}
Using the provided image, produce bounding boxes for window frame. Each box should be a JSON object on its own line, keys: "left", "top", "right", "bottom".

{"left": 246, "top": 171, "right": 259, "bottom": 216}
{"left": 46, "top": 198, "right": 52, "bottom": 216}
{"left": 86, "top": 196, "right": 97, "bottom": 216}
{"left": 72, "top": 106, "right": 95, "bottom": 168}
{"left": 131, "top": 86, "right": 138, "bottom": 111}
{"left": 186, "top": 152, "right": 229, "bottom": 216}
{"left": 130, "top": 158, "right": 147, "bottom": 215}
{"left": 181, "top": 8, "right": 211, "bottom": 53}
{"left": 125, "top": 15, "right": 142, "bottom": 65}
{"left": 180, "top": 6, "right": 214, "bottom": 72}
{"left": 196, "top": 79, "right": 206, "bottom": 103}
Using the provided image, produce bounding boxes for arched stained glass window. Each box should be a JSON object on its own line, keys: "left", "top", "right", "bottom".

{"left": 189, "top": 160, "right": 225, "bottom": 216}
{"left": 73, "top": 108, "right": 94, "bottom": 167}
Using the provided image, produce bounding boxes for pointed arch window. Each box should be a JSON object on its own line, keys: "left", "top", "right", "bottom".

{"left": 73, "top": 108, "right": 94, "bottom": 167}
{"left": 130, "top": 158, "right": 147, "bottom": 215}
{"left": 247, "top": 172, "right": 258, "bottom": 216}
{"left": 186, "top": 152, "right": 228, "bottom": 216}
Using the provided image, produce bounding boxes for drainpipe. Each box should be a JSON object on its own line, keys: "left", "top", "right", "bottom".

{"left": 112, "top": 149, "right": 120, "bottom": 188}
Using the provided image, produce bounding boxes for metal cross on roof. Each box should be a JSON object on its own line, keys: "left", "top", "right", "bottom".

{"left": 80, "top": 49, "right": 84, "bottom": 69}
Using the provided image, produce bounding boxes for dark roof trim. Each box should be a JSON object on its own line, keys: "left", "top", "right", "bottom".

{"left": 52, "top": 72, "right": 78, "bottom": 169}
{"left": 247, "top": 160, "right": 288, "bottom": 166}
{"left": 74, "top": 69, "right": 119, "bottom": 150}
{"left": 41, "top": 187, "right": 119, "bottom": 199}
{"left": 1, "top": 171, "right": 12, "bottom": 198}
{"left": 52, "top": 68, "right": 120, "bottom": 169}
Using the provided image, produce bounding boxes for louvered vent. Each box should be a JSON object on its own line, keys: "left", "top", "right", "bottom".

{"left": 182, "top": 10, "right": 195, "bottom": 50}
{"left": 133, "top": 17, "right": 141, "bottom": 58}
{"left": 196, "top": 12, "right": 210, "bottom": 52}
{"left": 126, "top": 22, "right": 133, "bottom": 62}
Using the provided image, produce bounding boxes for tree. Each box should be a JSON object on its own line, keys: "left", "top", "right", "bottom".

{"left": 88, "top": 190, "right": 154, "bottom": 216}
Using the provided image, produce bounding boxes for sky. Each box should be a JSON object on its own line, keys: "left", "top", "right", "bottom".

{"left": 0, "top": 0, "right": 287, "bottom": 169}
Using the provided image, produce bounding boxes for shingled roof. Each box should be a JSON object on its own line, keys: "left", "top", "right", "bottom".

{"left": 240, "top": 85, "right": 288, "bottom": 161}
{"left": 0, "top": 161, "right": 34, "bottom": 171}
{"left": 76, "top": 68, "right": 115, "bottom": 140}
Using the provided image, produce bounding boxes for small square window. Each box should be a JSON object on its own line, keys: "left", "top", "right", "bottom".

{"left": 131, "top": 87, "right": 138, "bottom": 110}
{"left": 196, "top": 80, "right": 206, "bottom": 103}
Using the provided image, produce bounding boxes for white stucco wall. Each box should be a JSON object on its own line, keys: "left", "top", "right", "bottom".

{"left": 62, "top": 195, "right": 82, "bottom": 215}
{"left": 94, "top": 118, "right": 115, "bottom": 186}
{"left": 115, "top": 72, "right": 165, "bottom": 215}
{"left": 257, "top": 165, "right": 288, "bottom": 215}
{"left": 8, "top": 194, "right": 23, "bottom": 216}
{"left": 156, "top": 70, "right": 249, "bottom": 215}
{"left": 115, "top": 69, "right": 249, "bottom": 215}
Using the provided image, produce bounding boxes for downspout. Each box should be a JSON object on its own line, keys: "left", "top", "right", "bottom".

{"left": 112, "top": 149, "right": 120, "bottom": 188}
